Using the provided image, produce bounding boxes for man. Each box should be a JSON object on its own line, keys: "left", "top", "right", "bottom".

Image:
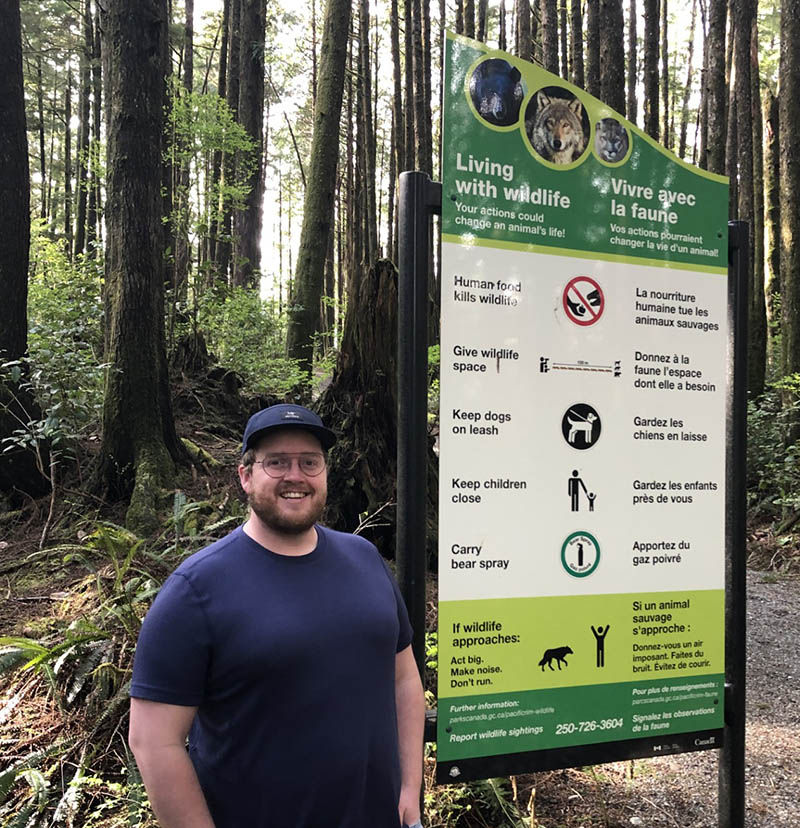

{"left": 129, "top": 403, "right": 425, "bottom": 828}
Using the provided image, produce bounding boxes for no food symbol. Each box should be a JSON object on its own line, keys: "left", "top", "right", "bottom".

{"left": 563, "top": 276, "right": 604, "bottom": 325}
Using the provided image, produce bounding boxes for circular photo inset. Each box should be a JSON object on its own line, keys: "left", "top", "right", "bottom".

{"left": 468, "top": 58, "right": 525, "bottom": 127}
{"left": 594, "top": 117, "right": 630, "bottom": 163}
{"left": 524, "top": 87, "right": 590, "bottom": 165}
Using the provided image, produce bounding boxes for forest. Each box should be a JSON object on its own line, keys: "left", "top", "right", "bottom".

{"left": 0, "top": 0, "right": 797, "bottom": 824}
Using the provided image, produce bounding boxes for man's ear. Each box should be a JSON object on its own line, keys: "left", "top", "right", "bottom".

{"left": 237, "top": 463, "right": 253, "bottom": 493}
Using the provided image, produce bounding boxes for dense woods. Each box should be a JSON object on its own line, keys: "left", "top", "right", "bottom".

{"left": 0, "top": 0, "right": 799, "bottom": 823}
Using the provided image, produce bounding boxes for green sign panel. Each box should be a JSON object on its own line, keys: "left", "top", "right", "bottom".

{"left": 437, "top": 34, "right": 729, "bottom": 782}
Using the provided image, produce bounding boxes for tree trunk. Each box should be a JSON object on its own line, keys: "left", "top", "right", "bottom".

{"left": 750, "top": 18, "right": 766, "bottom": 397}
{"left": 97, "top": 0, "right": 185, "bottom": 532}
{"left": 780, "top": 0, "right": 800, "bottom": 441}
{"left": 232, "top": 0, "right": 266, "bottom": 288}
{"left": 643, "top": 0, "right": 659, "bottom": 139}
{"left": 586, "top": 0, "right": 600, "bottom": 97}
{"left": 217, "top": 0, "right": 241, "bottom": 282}
{"left": 36, "top": 55, "right": 47, "bottom": 219}
{"left": 660, "top": 0, "right": 669, "bottom": 146}
{"left": 627, "top": 0, "right": 637, "bottom": 124}
{"left": 0, "top": 0, "right": 48, "bottom": 500}
{"left": 499, "top": 0, "right": 507, "bottom": 50}
{"left": 570, "top": 0, "right": 584, "bottom": 88}
{"left": 64, "top": 66, "right": 73, "bottom": 256}
{"left": 599, "top": 0, "right": 626, "bottom": 114}
{"left": 559, "top": 0, "right": 568, "bottom": 78}
{"left": 173, "top": 0, "right": 194, "bottom": 301}
{"left": 360, "top": 0, "right": 377, "bottom": 263}
{"left": 465, "top": 0, "right": 475, "bottom": 37}
{"left": 286, "top": 0, "right": 352, "bottom": 375}
{"left": 516, "top": 0, "right": 533, "bottom": 63}
{"left": 208, "top": 0, "right": 230, "bottom": 272}
{"left": 87, "top": 2, "right": 103, "bottom": 255}
{"left": 678, "top": 0, "right": 697, "bottom": 159}
{"left": 543, "top": 0, "right": 559, "bottom": 74}
{"left": 477, "top": 0, "right": 489, "bottom": 40}
{"left": 74, "top": 0, "right": 92, "bottom": 259}
{"left": 764, "top": 88, "right": 780, "bottom": 326}
{"left": 315, "top": 259, "right": 400, "bottom": 543}
{"left": 705, "top": 0, "right": 727, "bottom": 173}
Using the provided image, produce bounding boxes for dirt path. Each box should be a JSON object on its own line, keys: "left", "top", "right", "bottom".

{"left": 529, "top": 571, "right": 800, "bottom": 827}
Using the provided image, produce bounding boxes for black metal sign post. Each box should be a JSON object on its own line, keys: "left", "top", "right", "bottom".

{"left": 397, "top": 171, "right": 441, "bottom": 673}
{"left": 396, "top": 177, "right": 747, "bottom": 823}
{"left": 719, "top": 220, "right": 748, "bottom": 828}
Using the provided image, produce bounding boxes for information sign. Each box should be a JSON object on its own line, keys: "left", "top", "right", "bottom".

{"left": 437, "top": 34, "right": 730, "bottom": 782}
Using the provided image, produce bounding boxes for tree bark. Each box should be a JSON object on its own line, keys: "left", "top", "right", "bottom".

{"left": 286, "top": 0, "right": 352, "bottom": 375}
{"left": 74, "top": 0, "right": 92, "bottom": 259}
{"left": 559, "top": 0, "right": 568, "bottom": 78}
{"left": 643, "top": 0, "right": 659, "bottom": 139}
{"left": 660, "top": 0, "right": 669, "bottom": 146}
{"left": 543, "top": 0, "right": 559, "bottom": 74}
{"left": 599, "top": 0, "right": 626, "bottom": 114}
{"left": 678, "top": 0, "right": 697, "bottom": 158}
{"left": 217, "top": 0, "right": 241, "bottom": 282}
{"left": 516, "top": 0, "right": 533, "bottom": 63}
{"left": 64, "top": 66, "right": 73, "bottom": 256}
{"left": 750, "top": 17, "right": 766, "bottom": 398}
{"left": 780, "top": 0, "right": 800, "bottom": 441}
{"left": 208, "top": 0, "right": 230, "bottom": 271}
{"left": 705, "top": 0, "right": 727, "bottom": 173}
{"left": 0, "top": 0, "right": 48, "bottom": 499}
{"left": 232, "top": 0, "right": 266, "bottom": 288}
{"left": 97, "top": 0, "right": 185, "bottom": 531}
{"left": 764, "top": 88, "right": 780, "bottom": 325}
{"left": 586, "top": 0, "right": 600, "bottom": 97}
{"left": 570, "top": 0, "right": 584, "bottom": 88}
{"left": 627, "top": 0, "right": 637, "bottom": 123}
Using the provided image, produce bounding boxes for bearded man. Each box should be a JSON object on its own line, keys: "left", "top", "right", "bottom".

{"left": 129, "top": 404, "right": 425, "bottom": 828}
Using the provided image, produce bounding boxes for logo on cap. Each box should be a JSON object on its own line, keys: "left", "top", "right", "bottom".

{"left": 283, "top": 412, "right": 301, "bottom": 420}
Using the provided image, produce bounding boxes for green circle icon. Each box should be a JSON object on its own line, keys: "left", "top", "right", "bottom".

{"left": 561, "top": 531, "right": 600, "bottom": 577}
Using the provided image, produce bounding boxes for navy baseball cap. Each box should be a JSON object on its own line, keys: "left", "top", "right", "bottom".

{"left": 241, "top": 404, "right": 337, "bottom": 453}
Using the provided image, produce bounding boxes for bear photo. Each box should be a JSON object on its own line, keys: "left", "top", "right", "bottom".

{"left": 468, "top": 58, "right": 525, "bottom": 127}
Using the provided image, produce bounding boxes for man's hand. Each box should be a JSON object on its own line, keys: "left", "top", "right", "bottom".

{"left": 398, "top": 783, "right": 422, "bottom": 826}
{"left": 395, "top": 645, "right": 425, "bottom": 827}
{"left": 129, "top": 698, "right": 216, "bottom": 828}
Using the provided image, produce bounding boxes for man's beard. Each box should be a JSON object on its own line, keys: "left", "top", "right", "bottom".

{"left": 247, "top": 489, "right": 326, "bottom": 535}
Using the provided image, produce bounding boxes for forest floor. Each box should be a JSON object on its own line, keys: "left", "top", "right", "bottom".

{"left": 1, "top": 413, "right": 799, "bottom": 826}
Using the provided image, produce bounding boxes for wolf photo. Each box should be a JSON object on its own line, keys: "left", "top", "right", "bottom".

{"left": 468, "top": 57, "right": 525, "bottom": 127}
{"left": 525, "top": 87, "right": 590, "bottom": 165}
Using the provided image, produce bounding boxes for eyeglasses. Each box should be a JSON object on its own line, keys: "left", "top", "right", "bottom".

{"left": 255, "top": 452, "right": 326, "bottom": 478}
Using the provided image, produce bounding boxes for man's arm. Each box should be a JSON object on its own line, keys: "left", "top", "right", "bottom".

{"left": 395, "top": 644, "right": 425, "bottom": 827}
{"left": 129, "top": 698, "right": 216, "bottom": 828}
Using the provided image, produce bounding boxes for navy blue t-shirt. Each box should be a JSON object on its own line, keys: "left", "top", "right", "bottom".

{"left": 130, "top": 525, "right": 413, "bottom": 828}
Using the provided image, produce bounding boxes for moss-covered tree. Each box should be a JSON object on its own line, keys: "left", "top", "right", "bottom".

{"left": 95, "top": 0, "right": 185, "bottom": 531}
{"left": 286, "top": 0, "right": 352, "bottom": 375}
{"left": 0, "top": 0, "right": 48, "bottom": 501}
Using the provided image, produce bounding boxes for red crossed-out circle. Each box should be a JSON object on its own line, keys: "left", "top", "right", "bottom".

{"left": 563, "top": 276, "right": 605, "bottom": 326}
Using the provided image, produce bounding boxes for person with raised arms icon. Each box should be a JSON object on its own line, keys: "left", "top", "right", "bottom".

{"left": 591, "top": 624, "right": 610, "bottom": 667}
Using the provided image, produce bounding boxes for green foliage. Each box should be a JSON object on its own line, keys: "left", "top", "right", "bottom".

{"left": 189, "top": 285, "right": 306, "bottom": 397}
{"left": 428, "top": 345, "right": 441, "bottom": 425}
{"left": 165, "top": 77, "right": 256, "bottom": 243}
{"left": 747, "top": 379, "right": 800, "bottom": 517}
{"left": 0, "top": 221, "right": 106, "bottom": 465}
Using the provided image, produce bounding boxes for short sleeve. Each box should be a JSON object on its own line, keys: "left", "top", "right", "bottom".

{"left": 130, "top": 572, "right": 211, "bottom": 706}
{"left": 379, "top": 558, "right": 414, "bottom": 652}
